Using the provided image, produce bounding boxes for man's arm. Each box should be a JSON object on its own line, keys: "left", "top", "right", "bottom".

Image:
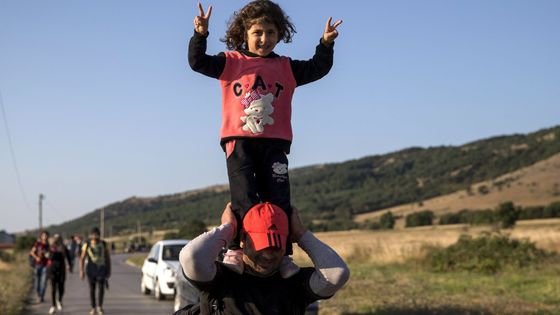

{"left": 104, "top": 242, "right": 111, "bottom": 278}
{"left": 179, "top": 203, "right": 236, "bottom": 282}
{"left": 29, "top": 243, "right": 38, "bottom": 261}
{"left": 291, "top": 208, "right": 350, "bottom": 298}
{"left": 79, "top": 243, "right": 87, "bottom": 280}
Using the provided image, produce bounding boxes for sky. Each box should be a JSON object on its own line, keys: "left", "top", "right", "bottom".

{"left": 1, "top": 0, "right": 559, "bottom": 233}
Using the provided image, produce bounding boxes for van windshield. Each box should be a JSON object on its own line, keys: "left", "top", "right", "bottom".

{"left": 162, "top": 244, "right": 185, "bottom": 261}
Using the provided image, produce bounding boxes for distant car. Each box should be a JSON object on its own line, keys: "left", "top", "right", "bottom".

{"left": 141, "top": 239, "right": 189, "bottom": 300}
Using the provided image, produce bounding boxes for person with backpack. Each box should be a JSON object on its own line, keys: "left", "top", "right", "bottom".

{"left": 79, "top": 227, "right": 111, "bottom": 315}
{"left": 46, "top": 234, "right": 72, "bottom": 314}
{"left": 29, "top": 230, "right": 50, "bottom": 303}
{"left": 178, "top": 203, "right": 349, "bottom": 314}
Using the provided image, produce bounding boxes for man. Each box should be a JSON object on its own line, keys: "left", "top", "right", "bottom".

{"left": 178, "top": 202, "right": 350, "bottom": 314}
{"left": 79, "top": 227, "right": 111, "bottom": 315}
{"left": 30, "top": 230, "right": 50, "bottom": 303}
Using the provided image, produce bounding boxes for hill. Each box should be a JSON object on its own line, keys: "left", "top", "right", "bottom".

{"left": 355, "top": 152, "right": 560, "bottom": 228}
{"left": 46, "top": 125, "right": 560, "bottom": 236}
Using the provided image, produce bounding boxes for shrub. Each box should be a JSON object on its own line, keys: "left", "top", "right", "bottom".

{"left": 439, "top": 212, "right": 463, "bottom": 225}
{"left": 176, "top": 219, "right": 208, "bottom": 240}
{"left": 0, "top": 250, "right": 13, "bottom": 263}
{"left": 543, "top": 202, "right": 560, "bottom": 218}
{"left": 14, "top": 234, "right": 36, "bottom": 252}
{"left": 405, "top": 210, "right": 434, "bottom": 227}
{"left": 379, "top": 211, "right": 396, "bottom": 229}
{"left": 496, "top": 201, "right": 520, "bottom": 228}
{"left": 518, "top": 206, "right": 545, "bottom": 220}
{"left": 427, "top": 233, "right": 551, "bottom": 274}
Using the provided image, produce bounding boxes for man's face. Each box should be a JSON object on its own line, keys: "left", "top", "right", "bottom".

{"left": 90, "top": 232, "right": 100, "bottom": 241}
{"left": 242, "top": 234, "right": 285, "bottom": 276}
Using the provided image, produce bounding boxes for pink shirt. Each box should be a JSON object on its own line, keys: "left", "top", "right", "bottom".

{"left": 219, "top": 51, "right": 297, "bottom": 142}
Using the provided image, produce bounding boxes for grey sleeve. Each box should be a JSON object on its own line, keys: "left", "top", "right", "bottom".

{"left": 297, "top": 231, "right": 350, "bottom": 297}
{"left": 179, "top": 223, "right": 234, "bottom": 282}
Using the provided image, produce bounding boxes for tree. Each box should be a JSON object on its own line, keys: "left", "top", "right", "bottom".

{"left": 176, "top": 219, "right": 208, "bottom": 239}
{"left": 14, "top": 234, "right": 36, "bottom": 252}
{"left": 379, "top": 211, "right": 396, "bottom": 229}
{"left": 496, "top": 201, "right": 519, "bottom": 228}
{"left": 405, "top": 210, "right": 434, "bottom": 227}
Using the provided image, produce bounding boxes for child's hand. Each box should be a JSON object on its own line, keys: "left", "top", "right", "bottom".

{"left": 221, "top": 202, "right": 238, "bottom": 238}
{"left": 290, "top": 207, "right": 307, "bottom": 243}
{"left": 322, "top": 17, "right": 343, "bottom": 45}
{"left": 194, "top": 2, "right": 212, "bottom": 35}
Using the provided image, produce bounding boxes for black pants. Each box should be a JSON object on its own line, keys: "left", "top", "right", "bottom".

{"left": 50, "top": 275, "right": 65, "bottom": 306}
{"left": 86, "top": 264, "right": 107, "bottom": 308}
{"left": 226, "top": 139, "right": 293, "bottom": 254}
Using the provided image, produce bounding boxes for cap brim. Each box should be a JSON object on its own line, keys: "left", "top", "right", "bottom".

{"left": 247, "top": 232, "right": 287, "bottom": 251}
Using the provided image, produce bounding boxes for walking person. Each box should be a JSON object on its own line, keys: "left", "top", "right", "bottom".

{"left": 79, "top": 227, "right": 111, "bottom": 315}
{"left": 66, "top": 235, "right": 78, "bottom": 272}
{"left": 29, "top": 230, "right": 50, "bottom": 303}
{"left": 178, "top": 203, "right": 349, "bottom": 314}
{"left": 47, "top": 234, "right": 72, "bottom": 314}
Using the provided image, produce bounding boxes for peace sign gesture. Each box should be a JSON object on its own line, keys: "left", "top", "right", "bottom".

{"left": 194, "top": 2, "right": 212, "bottom": 35}
{"left": 322, "top": 17, "right": 343, "bottom": 45}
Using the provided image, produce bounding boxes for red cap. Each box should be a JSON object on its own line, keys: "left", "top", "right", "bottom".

{"left": 242, "top": 202, "right": 289, "bottom": 251}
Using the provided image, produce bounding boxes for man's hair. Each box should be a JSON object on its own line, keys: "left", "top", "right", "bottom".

{"left": 90, "top": 227, "right": 100, "bottom": 236}
{"left": 222, "top": 0, "right": 296, "bottom": 51}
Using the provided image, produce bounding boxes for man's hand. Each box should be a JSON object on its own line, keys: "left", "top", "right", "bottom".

{"left": 194, "top": 2, "right": 212, "bottom": 35}
{"left": 221, "top": 202, "right": 238, "bottom": 238}
{"left": 290, "top": 207, "right": 307, "bottom": 243}
{"left": 322, "top": 17, "right": 342, "bottom": 45}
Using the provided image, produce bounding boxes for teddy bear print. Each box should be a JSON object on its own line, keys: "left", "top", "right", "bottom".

{"left": 240, "top": 92, "right": 275, "bottom": 134}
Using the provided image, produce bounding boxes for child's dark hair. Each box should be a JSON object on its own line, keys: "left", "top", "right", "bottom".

{"left": 222, "top": 0, "right": 296, "bottom": 51}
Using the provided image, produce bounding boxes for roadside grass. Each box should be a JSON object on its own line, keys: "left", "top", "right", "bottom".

{"left": 0, "top": 252, "right": 33, "bottom": 315}
{"left": 317, "top": 247, "right": 560, "bottom": 315}
{"left": 127, "top": 253, "right": 148, "bottom": 268}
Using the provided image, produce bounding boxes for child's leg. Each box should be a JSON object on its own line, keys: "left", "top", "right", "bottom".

{"left": 225, "top": 139, "right": 260, "bottom": 247}
{"left": 257, "top": 144, "right": 293, "bottom": 255}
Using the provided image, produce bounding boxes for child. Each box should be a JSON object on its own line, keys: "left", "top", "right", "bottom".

{"left": 189, "top": 0, "right": 342, "bottom": 276}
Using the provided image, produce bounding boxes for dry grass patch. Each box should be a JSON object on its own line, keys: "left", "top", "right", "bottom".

{"left": 0, "top": 253, "right": 33, "bottom": 315}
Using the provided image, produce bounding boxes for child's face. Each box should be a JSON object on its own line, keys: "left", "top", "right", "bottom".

{"left": 245, "top": 21, "right": 279, "bottom": 57}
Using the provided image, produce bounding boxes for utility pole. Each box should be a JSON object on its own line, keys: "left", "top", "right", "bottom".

{"left": 137, "top": 220, "right": 141, "bottom": 244}
{"left": 39, "top": 194, "right": 45, "bottom": 230}
{"left": 100, "top": 208, "right": 105, "bottom": 239}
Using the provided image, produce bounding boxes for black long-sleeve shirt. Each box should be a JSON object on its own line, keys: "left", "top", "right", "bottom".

{"left": 188, "top": 31, "right": 335, "bottom": 86}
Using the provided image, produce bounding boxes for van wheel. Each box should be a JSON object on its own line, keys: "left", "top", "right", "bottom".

{"left": 141, "top": 279, "right": 151, "bottom": 295}
{"left": 155, "top": 279, "right": 164, "bottom": 300}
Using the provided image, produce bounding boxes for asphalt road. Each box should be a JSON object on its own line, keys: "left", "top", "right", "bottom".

{"left": 25, "top": 254, "right": 175, "bottom": 315}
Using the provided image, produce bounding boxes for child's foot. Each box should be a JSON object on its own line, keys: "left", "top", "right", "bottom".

{"left": 49, "top": 306, "right": 56, "bottom": 314}
{"left": 279, "top": 256, "right": 300, "bottom": 279}
{"left": 97, "top": 306, "right": 104, "bottom": 315}
{"left": 89, "top": 308, "right": 96, "bottom": 315}
{"left": 56, "top": 300, "right": 63, "bottom": 311}
{"left": 222, "top": 249, "right": 244, "bottom": 274}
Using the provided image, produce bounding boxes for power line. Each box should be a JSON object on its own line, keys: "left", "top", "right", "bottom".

{"left": 0, "top": 88, "right": 33, "bottom": 212}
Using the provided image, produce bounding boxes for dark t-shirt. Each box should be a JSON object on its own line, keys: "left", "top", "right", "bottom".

{"left": 185, "top": 263, "right": 328, "bottom": 315}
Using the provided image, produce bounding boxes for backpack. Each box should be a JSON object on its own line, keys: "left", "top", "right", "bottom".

{"left": 84, "top": 240, "right": 107, "bottom": 265}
